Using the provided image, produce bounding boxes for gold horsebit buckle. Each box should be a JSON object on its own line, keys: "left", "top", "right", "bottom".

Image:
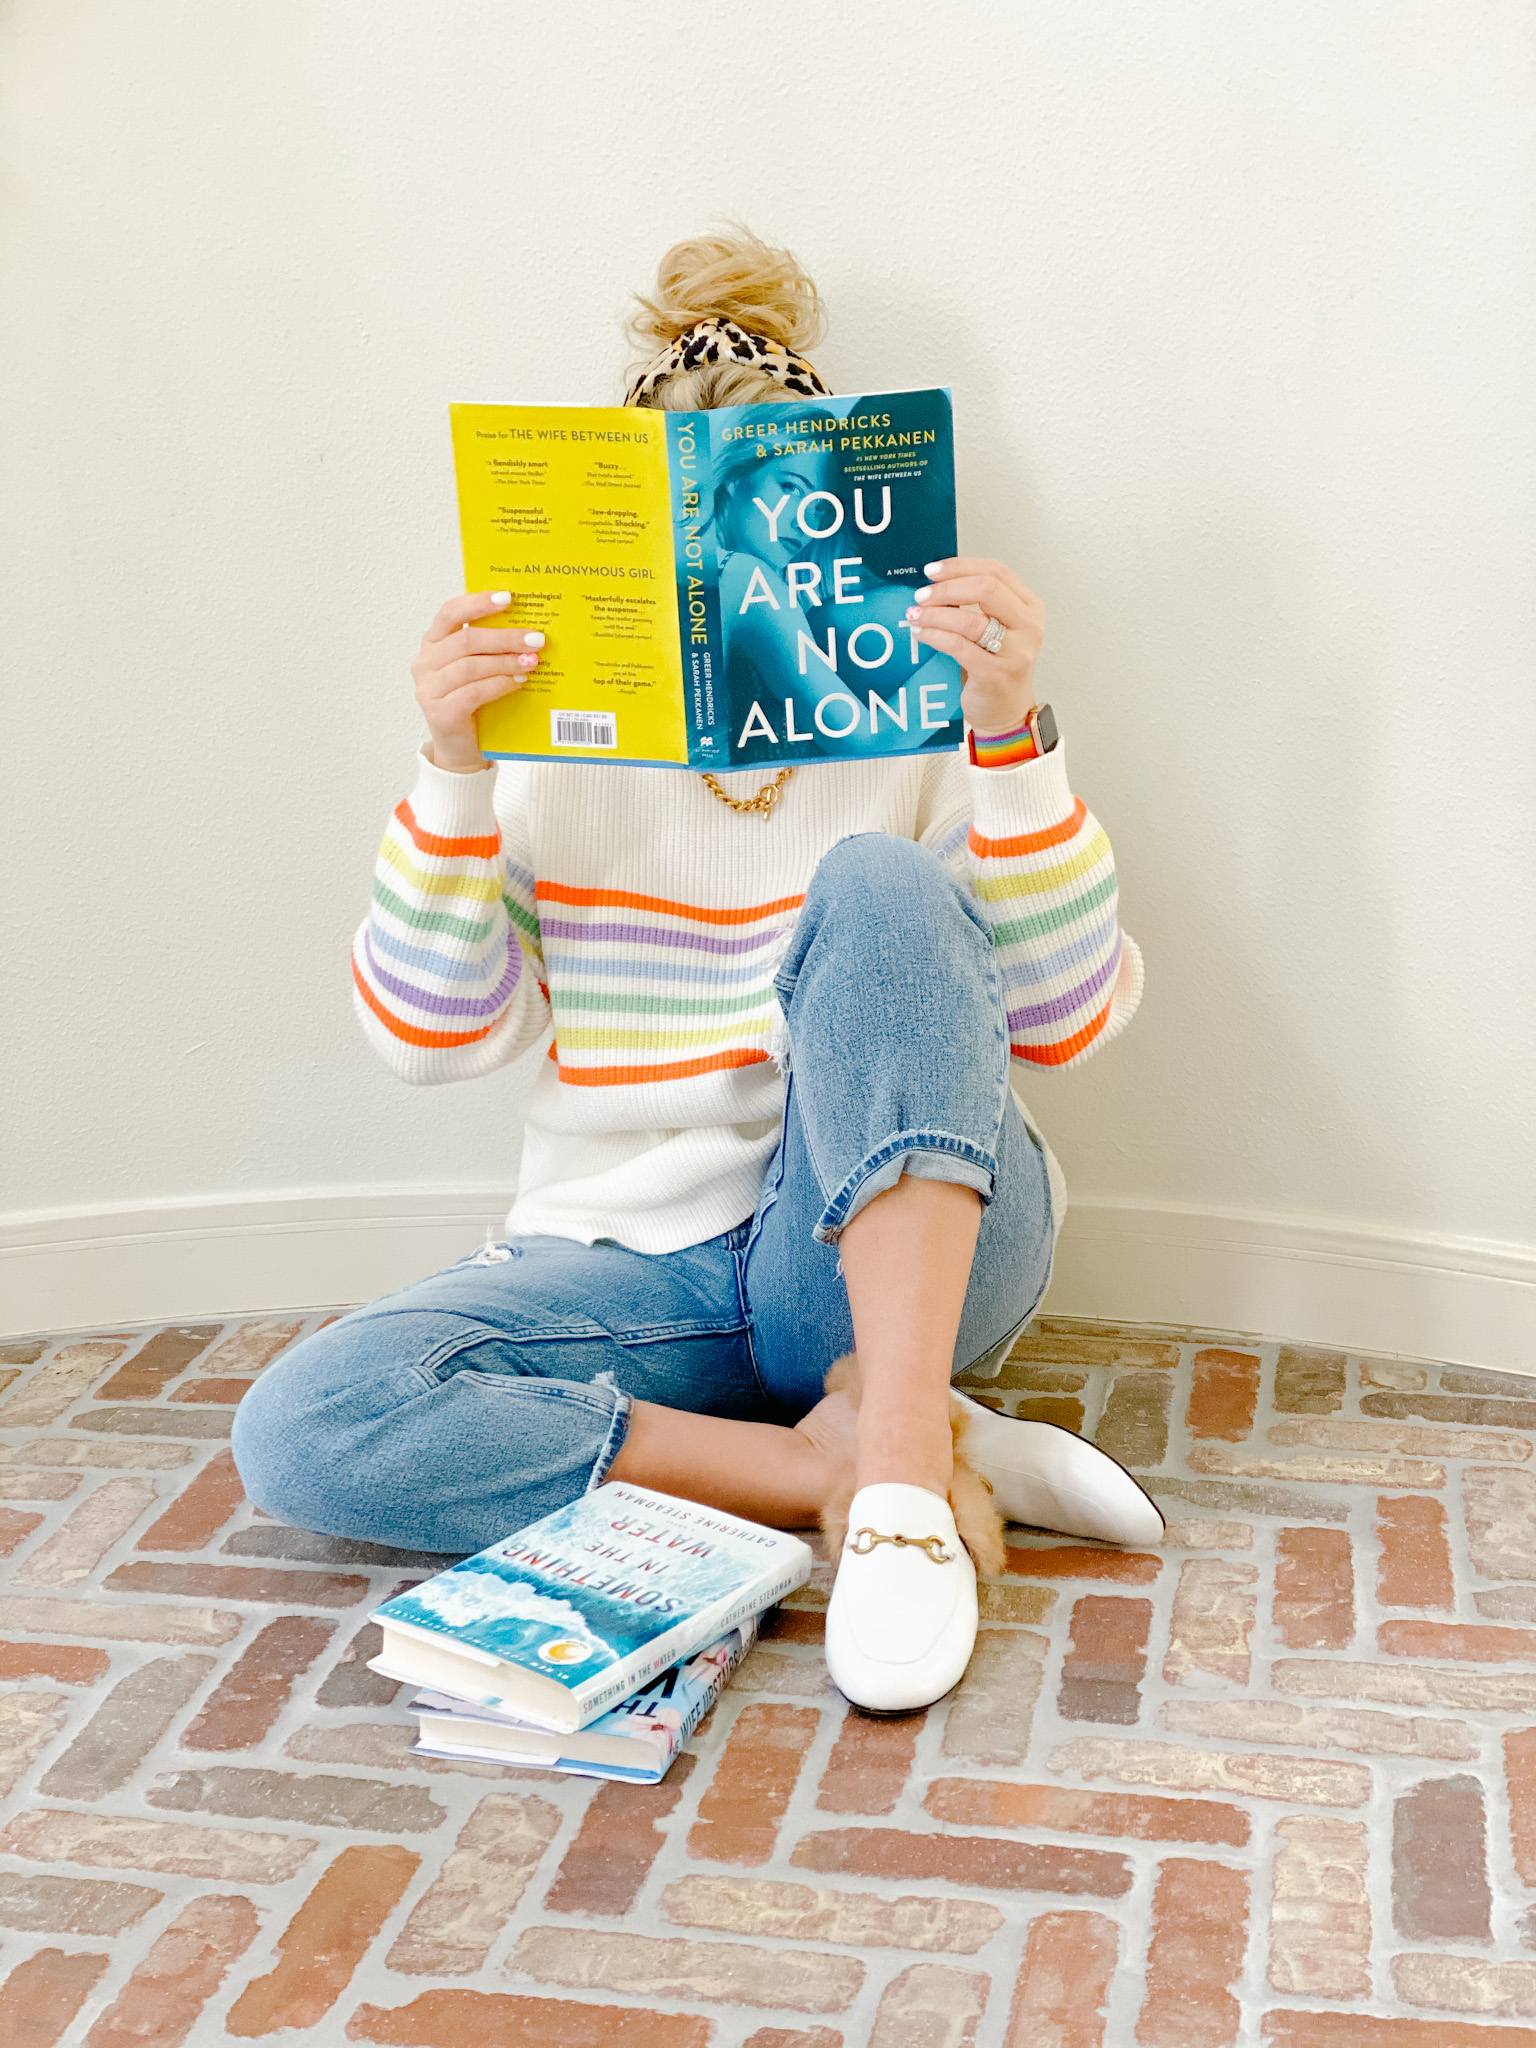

{"left": 848, "top": 1527, "right": 954, "bottom": 1564}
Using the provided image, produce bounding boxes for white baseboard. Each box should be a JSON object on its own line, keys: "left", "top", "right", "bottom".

{"left": 1041, "top": 1203, "right": 1535, "bottom": 1373}
{"left": 1, "top": 1187, "right": 1532, "bottom": 1373}
{"left": 0, "top": 1188, "right": 516, "bottom": 1339}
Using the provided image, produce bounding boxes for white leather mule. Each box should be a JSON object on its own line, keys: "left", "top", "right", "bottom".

{"left": 824, "top": 1482, "right": 979, "bottom": 1713}
{"left": 950, "top": 1389, "right": 1166, "bottom": 1546}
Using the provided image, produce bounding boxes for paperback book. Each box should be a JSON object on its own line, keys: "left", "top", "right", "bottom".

{"left": 367, "top": 1481, "right": 812, "bottom": 1734}
{"left": 450, "top": 386, "right": 960, "bottom": 770}
{"left": 409, "top": 1617, "right": 758, "bottom": 1783}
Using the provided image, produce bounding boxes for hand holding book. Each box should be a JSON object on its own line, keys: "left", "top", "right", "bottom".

{"left": 410, "top": 589, "right": 545, "bottom": 776}
{"left": 905, "top": 557, "right": 1046, "bottom": 741}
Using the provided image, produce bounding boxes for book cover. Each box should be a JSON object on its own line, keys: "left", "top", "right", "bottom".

{"left": 367, "top": 1481, "right": 811, "bottom": 1734}
{"left": 450, "top": 386, "right": 960, "bottom": 770}
{"left": 408, "top": 1616, "right": 758, "bottom": 1783}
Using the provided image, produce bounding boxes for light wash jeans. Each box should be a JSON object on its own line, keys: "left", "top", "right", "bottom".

{"left": 232, "top": 834, "right": 1055, "bottom": 1554}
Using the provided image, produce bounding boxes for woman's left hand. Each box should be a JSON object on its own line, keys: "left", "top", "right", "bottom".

{"left": 906, "top": 558, "right": 1044, "bottom": 737}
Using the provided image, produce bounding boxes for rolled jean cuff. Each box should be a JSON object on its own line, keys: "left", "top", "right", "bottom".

{"left": 582, "top": 1371, "right": 633, "bottom": 1494}
{"left": 812, "top": 1131, "right": 999, "bottom": 1245}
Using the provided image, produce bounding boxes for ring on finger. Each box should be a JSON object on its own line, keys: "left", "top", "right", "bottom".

{"left": 977, "top": 614, "right": 1007, "bottom": 655}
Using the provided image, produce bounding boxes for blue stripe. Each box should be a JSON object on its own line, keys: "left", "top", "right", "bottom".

{"left": 540, "top": 918, "right": 787, "bottom": 957}
{"left": 369, "top": 921, "right": 513, "bottom": 984}
{"left": 996, "top": 911, "right": 1121, "bottom": 988}
{"left": 363, "top": 932, "right": 521, "bottom": 1020}
{"left": 930, "top": 820, "right": 970, "bottom": 870}
{"left": 1006, "top": 937, "right": 1122, "bottom": 1031}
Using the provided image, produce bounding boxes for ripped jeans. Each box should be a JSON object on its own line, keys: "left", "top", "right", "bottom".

{"left": 231, "top": 833, "right": 1055, "bottom": 1555}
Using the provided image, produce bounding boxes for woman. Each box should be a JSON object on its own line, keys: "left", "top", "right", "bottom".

{"left": 232, "top": 230, "right": 1158, "bottom": 1715}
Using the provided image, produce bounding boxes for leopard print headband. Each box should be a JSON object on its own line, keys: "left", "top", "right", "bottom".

{"left": 625, "top": 316, "right": 831, "bottom": 405}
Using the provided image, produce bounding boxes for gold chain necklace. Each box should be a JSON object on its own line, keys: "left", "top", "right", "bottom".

{"left": 699, "top": 767, "right": 794, "bottom": 818}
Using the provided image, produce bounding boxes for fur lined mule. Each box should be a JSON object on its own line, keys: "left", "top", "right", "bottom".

{"left": 818, "top": 1352, "right": 1007, "bottom": 1579}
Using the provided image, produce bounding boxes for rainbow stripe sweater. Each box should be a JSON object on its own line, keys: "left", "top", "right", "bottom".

{"left": 353, "top": 742, "right": 1143, "bottom": 1253}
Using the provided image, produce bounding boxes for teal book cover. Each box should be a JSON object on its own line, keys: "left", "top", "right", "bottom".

{"left": 370, "top": 1482, "right": 811, "bottom": 1730}
{"left": 667, "top": 385, "right": 961, "bottom": 770}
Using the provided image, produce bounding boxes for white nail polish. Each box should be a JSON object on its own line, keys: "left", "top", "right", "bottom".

{"left": 523, "top": 631, "right": 545, "bottom": 648}
{"left": 490, "top": 591, "right": 512, "bottom": 605}
{"left": 922, "top": 561, "right": 944, "bottom": 576}
{"left": 913, "top": 586, "right": 932, "bottom": 601}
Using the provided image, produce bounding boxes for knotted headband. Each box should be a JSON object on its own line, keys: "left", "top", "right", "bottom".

{"left": 625, "top": 316, "right": 832, "bottom": 405}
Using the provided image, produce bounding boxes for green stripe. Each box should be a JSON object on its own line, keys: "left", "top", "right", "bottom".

{"left": 503, "top": 894, "right": 540, "bottom": 940}
{"left": 992, "top": 871, "right": 1118, "bottom": 948}
{"left": 556, "top": 1020, "right": 773, "bottom": 1051}
{"left": 372, "top": 879, "right": 496, "bottom": 945}
{"left": 552, "top": 986, "right": 773, "bottom": 1018}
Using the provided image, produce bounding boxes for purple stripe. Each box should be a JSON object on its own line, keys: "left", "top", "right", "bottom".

{"left": 364, "top": 931, "right": 521, "bottom": 1019}
{"left": 1005, "top": 938, "right": 1122, "bottom": 1031}
{"left": 540, "top": 918, "right": 786, "bottom": 958}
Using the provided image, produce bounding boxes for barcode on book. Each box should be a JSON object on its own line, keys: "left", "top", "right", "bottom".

{"left": 551, "top": 711, "right": 617, "bottom": 750}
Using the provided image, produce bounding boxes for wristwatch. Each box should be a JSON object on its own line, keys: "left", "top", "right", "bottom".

{"left": 967, "top": 701, "right": 1058, "bottom": 768}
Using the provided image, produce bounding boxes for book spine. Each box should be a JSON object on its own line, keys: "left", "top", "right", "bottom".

{"left": 596, "top": 1619, "right": 755, "bottom": 1777}
{"left": 672, "top": 1616, "right": 759, "bottom": 1746}
{"left": 665, "top": 412, "right": 727, "bottom": 770}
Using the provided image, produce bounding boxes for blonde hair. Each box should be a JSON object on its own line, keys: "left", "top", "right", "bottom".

{"left": 626, "top": 227, "right": 826, "bottom": 411}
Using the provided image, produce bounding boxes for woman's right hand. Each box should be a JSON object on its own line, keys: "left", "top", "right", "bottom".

{"left": 411, "top": 591, "right": 544, "bottom": 774}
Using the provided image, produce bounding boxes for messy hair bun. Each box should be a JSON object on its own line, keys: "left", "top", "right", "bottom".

{"left": 626, "top": 227, "right": 826, "bottom": 411}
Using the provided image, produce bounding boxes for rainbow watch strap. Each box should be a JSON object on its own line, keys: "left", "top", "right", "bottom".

{"left": 968, "top": 714, "right": 1040, "bottom": 768}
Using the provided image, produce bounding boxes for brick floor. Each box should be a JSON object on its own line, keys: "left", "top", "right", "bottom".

{"left": 1, "top": 1314, "right": 1534, "bottom": 2045}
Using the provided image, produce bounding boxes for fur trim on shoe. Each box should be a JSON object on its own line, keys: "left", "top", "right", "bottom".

{"left": 818, "top": 1352, "right": 1007, "bottom": 1578}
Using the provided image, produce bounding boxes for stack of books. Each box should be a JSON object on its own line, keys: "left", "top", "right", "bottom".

{"left": 366, "top": 1481, "right": 814, "bottom": 1784}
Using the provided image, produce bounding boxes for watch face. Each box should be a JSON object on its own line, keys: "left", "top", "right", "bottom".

{"left": 1034, "top": 702, "right": 1059, "bottom": 753}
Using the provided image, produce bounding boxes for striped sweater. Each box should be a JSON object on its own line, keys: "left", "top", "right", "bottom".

{"left": 353, "top": 741, "right": 1143, "bottom": 1253}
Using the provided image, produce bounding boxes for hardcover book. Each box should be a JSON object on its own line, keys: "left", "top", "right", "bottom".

{"left": 367, "top": 1482, "right": 812, "bottom": 1734}
{"left": 450, "top": 386, "right": 960, "bottom": 770}
{"left": 408, "top": 1617, "right": 758, "bottom": 1783}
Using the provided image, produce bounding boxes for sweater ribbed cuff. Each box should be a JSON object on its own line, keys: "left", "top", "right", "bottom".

{"left": 966, "top": 735, "right": 1076, "bottom": 838}
{"left": 407, "top": 743, "right": 501, "bottom": 838}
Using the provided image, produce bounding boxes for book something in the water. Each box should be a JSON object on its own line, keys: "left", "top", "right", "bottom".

{"left": 409, "top": 1617, "right": 758, "bottom": 1783}
{"left": 366, "top": 1482, "right": 812, "bottom": 1734}
{"left": 450, "top": 387, "right": 960, "bottom": 770}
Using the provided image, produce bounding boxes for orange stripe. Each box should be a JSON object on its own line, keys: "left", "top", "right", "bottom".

{"left": 969, "top": 799, "right": 1087, "bottom": 861}
{"left": 536, "top": 881, "right": 804, "bottom": 927}
{"left": 394, "top": 798, "right": 501, "bottom": 861}
{"left": 555, "top": 1046, "right": 771, "bottom": 1087}
{"left": 1010, "top": 1003, "right": 1111, "bottom": 1067}
{"left": 353, "top": 959, "right": 496, "bottom": 1050}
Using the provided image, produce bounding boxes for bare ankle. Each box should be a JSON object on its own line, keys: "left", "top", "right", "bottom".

{"left": 854, "top": 1430, "right": 954, "bottom": 1500}
{"left": 793, "top": 1395, "right": 857, "bottom": 1504}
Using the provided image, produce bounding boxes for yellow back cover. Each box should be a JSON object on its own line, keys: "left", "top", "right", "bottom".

{"left": 450, "top": 404, "right": 688, "bottom": 765}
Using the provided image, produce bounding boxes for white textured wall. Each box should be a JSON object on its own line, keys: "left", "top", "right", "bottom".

{"left": 4, "top": 1, "right": 1533, "bottom": 1263}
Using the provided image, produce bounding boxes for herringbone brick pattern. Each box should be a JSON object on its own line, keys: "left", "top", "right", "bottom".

{"left": 1, "top": 1313, "right": 1535, "bottom": 2044}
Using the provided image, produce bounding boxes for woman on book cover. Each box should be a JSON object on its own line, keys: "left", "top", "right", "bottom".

{"left": 233, "top": 229, "right": 1161, "bottom": 1715}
